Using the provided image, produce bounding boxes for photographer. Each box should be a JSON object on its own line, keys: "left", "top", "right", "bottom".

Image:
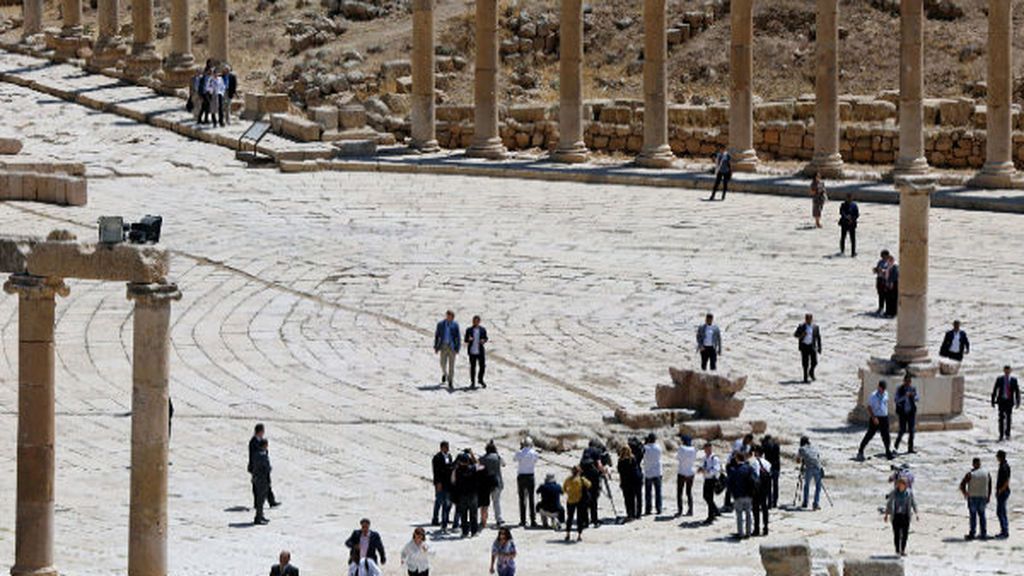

{"left": 797, "top": 437, "right": 824, "bottom": 510}
{"left": 580, "top": 440, "right": 611, "bottom": 527}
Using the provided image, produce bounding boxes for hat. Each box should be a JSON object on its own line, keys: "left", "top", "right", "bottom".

{"left": 545, "top": 473, "right": 555, "bottom": 482}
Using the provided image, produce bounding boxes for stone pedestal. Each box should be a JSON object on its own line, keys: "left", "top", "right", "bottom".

{"left": 209, "top": 0, "right": 229, "bottom": 64}
{"left": 163, "top": 0, "right": 197, "bottom": 88}
{"left": 636, "top": 0, "right": 674, "bottom": 168}
{"left": 22, "top": 0, "right": 44, "bottom": 39}
{"left": 410, "top": 0, "right": 439, "bottom": 152}
{"left": 805, "top": 0, "right": 843, "bottom": 178}
{"left": 728, "top": 0, "right": 758, "bottom": 172}
{"left": 53, "top": 0, "right": 87, "bottom": 59}
{"left": 551, "top": 0, "right": 587, "bottom": 163}
{"left": 126, "top": 0, "right": 161, "bottom": 78}
{"left": 126, "top": 283, "right": 180, "bottom": 576}
{"left": 90, "top": 0, "right": 130, "bottom": 71}
{"left": 971, "top": 0, "right": 1016, "bottom": 188}
{"left": 465, "top": 0, "right": 507, "bottom": 159}
{"left": 894, "top": 0, "right": 928, "bottom": 176}
{"left": 3, "top": 274, "right": 69, "bottom": 576}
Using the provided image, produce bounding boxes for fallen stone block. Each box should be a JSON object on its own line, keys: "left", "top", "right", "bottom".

{"left": 614, "top": 407, "right": 696, "bottom": 429}
{"left": 760, "top": 540, "right": 812, "bottom": 576}
{"left": 843, "top": 558, "right": 904, "bottom": 576}
{"left": 658, "top": 367, "right": 746, "bottom": 419}
{"left": 0, "top": 137, "right": 23, "bottom": 155}
{"left": 334, "top": 139, "right": 377, "bottom": 157}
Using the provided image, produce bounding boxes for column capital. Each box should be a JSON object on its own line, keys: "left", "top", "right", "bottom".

{"left": 3, "top": 274, "right": 69, "bottom": 300}
{"left": 894, "top": 175, "right": 936, "bottom": 196}
{"left": 126, "top": 282, "right": 182, "bottom": 305}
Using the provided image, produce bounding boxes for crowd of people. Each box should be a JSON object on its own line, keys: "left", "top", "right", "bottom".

{"left": 188, "top": 60, "right": 238, "bottom": 128}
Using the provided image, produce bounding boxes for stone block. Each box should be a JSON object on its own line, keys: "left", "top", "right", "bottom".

{"left": 509, "top": 105, "right": 546, "bottom": 122}
{"left": 310, "top": 106, "right": 339, "bottom": 131}
{"left": 667, "top": 28, "right": 683, "bottom": 45}
{"left": 657, "top": 367, "right": 746, "bottom": 419}
{"left": 755, "top": 101, "right": 796, "bottom": 122}
{"left": 65, "top": 177, "right": 87, "bottom": 206}
{"left": 278, "top": 115, "right": 322, "bottom": 142}
{"left": 0, "top": 235, "right": 169, "bottom": 282}
{"left": 843, "top": 558, "right": 904, "bottom": 576}
{"left": 334, "top": 139, "right": 377, "bottom": 157}
{"left": 850, "top": 100, "right": 897, "bottom": 122}
{"left": 760, "top": 540, "right": 812, "bottom": 576}
{"left": 938, "top": 98, "right": 973, "bottom": 126}
{"left": 0, "top": 137, "right": 23, "bottom": 155}
{"left": 599, "top": 106, "right": 633, "bottom": 124}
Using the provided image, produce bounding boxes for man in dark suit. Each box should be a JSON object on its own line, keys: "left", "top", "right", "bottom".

{"left": 431, "top": 441, "right": 454, "bottom": 530}
{"left": 249, "top": 423, "right": 279, "bottom": 508}
{"left": 884, "top": 254, "right": 899, "bottom": 317}
{"left": 434, "top": 310, "right": 461, "bottom": 390}
{"left": 465, "top": 315, "right": 489, "bottom": 389}
{"left": 793, "top": 313, "right": 822, "bottom": 383}
{"left": 269, "top": 551, "right": 298, "bottom": 576}
{"left": 251, "top": 438, "right": 271, "bottom": 525}
{"left": 696, "top": 313, "right": 722, "bottom": 371}
{"left": 345, "top": 518, "right": 386, "bottom": 565}
{"left": 839, "top": 194, "right": 859, "bottom": 257}
{"left": 709, "top": 147, "right": 732, "bottom": 201}
{"left": 940, "top": 320, "right": 970, "bottom": 362}
{"left": 992, "top": 366, "right": 1021, "bottom": 441}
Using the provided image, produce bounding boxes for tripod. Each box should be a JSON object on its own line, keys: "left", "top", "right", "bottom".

{"left": 793, "top": 465, "right": 834, "bottom": 508}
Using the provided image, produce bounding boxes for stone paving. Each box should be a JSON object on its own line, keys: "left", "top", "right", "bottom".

{"left": 0, "top": 75, "right": 1023, "bottom": 576}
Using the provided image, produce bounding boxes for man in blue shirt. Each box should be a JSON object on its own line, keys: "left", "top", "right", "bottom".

{"left": 857, "top": 380, "right": 893, "bottom": 461}
{"left": 434, "top": 310, "right": 461, "bottom": 391}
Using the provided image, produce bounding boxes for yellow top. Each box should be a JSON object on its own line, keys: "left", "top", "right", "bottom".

{"left": 563, "top": 475, "right": 592, "bottom": 504}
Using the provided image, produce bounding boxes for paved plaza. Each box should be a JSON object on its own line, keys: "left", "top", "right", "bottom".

{"left": 1, "top": 79, "right": 1023, "bottom": 575}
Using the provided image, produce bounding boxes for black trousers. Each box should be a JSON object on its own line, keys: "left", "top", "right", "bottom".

{"left": 252, "top": 479, "right": 269, "bottom": 520}
{"left": 703, "top": 479, "right": 719, "bottom": 520}
{"left": 895, "top": 410, "right": 916, "bottom": 452}
{"left": 621, "top": 485, "right": 641, "bottom": 519}
{"left": 840, "top": 226, "right": 856, "bottom": 256}
{"left": 676, "top": 474, "right": 693, "bottom": 515}
{"left": 710, "top": 172, "right": 731, "bottom": 199}
{"left": 859, "top": 416, "right": 892, "bottom": 457}
{"left": 997, "top": 401, "right": 1014, "bottom": 439}
{"left": 200, "top": 94, "right": 211, "bottom": 123}
{"left": 457, "top": 494, "right": 479, "bottom": 536}
{"left": 875, "top": 278, "right": 886, "bottom": 312}
{"left": 469, "top": 353, "right": 486, "bottom": 385}
{"left": 884, "top": 284, "right": 899, "bottom": 317}
{"left": 799, "top": 344, "right": 818, "bottom": 381}
{"left": 566, "top": 502, "right": 586, "bottom": 535}
{"left": 517, "top": 474, "right": 536, "bottom": 525}
{"left": 585, "top": 476, "right": 602, "bottom": 524}
{"left": 753, "top": 489, "right": 769, "bottom": 534}
{"left": 892, "top": 513, "right": 910, "bottom": 554}
{"left": 700, "top": 346, "right": 718, "bottom": 371}
{"left": 770, "top": 468, "right": 780, "bottom": 508}
{"left": 944, "top": 351, "right": 964, "bottom": 362}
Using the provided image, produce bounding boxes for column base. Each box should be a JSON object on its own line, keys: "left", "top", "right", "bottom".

{"left": 968, "top": 162, "right": 1017, "bottom": 189}
{"left": 162, "top": 55, "right": 198, "bottom": 89}
{"left": 635, "top": 145, "right": 675, "bottom": 168}
{"left": 891, "top": 345, "right": 929, "bottom": 365}
{"left": 803, "top": 153, "right": 844, "bottom": 179}
{"left": 11, "top": 565, "right": 58, "bottom": 576}
{"left": 551, "top": 142, "right": 588, "bottom": 164}
{"left": 848, "top": 358, "right": 971, "bottom": 431}
{"left": 125, "top": 49, "right": 162, "bottom": 79}
{"left": 465, "top": 138, "right": 508, "bottom": 160}
{"left": 409, "top": 139, "right": 441, "bottom": 153}
{"left": 729, "top": 148, "right": 759, "bottom": 172}
{"left": 892, "top": 155, "right": 929, "bottom": 177}
{"left": 51, "top": 32, "right": 89, "bottom": 60}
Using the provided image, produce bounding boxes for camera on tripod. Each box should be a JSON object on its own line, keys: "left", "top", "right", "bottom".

{"left": 97, "top": 215, "right": 163, "bottom": 245}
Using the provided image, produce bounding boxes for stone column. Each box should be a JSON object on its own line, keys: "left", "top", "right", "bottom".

{"left": 126, "top": 283, "right": 181, "bottom": 576}
{"left": 53, "top": 0, "right": 85, "bottom": 59}
{"left": 552, "top": 0, "right": 588, "bottom": 163}
{"left": 972, "top": 0, "right": 1016, "bottom": 187}
{"left": 891, "top": 177, "right": 932, "bottom": 364}
{"left": 3, "top": 274, "right": 69, "bottom": 576}
{"left": 162, "top": 0, "right": 197, "bottom": 88}
{"left": 90, "top": 0, "right": 130, "bottom": 70}
{"left": 806, "top": 0, "right": 843, "bottom": 177}
{"left": 894, "top": 0, "right": 928, "bottom": 175}
{"left": 728, "top": 0, "right": 758, "bottom": 171}
{"left": 465, "top": 0, "right": 507, "bottom": 159}
{"left": 410, "top": 0, "right": 440, "bottom": 152}
{"left": 209, "top": 0, "right": 229, "bottom": 64}
{"left": 126, "top": 0, "right": 161, "bottom": 77}
{"left": 636, "top": 0, "right": 674, "bottom": 168}
{"left": 22, "top": 0, "right": 43, "bottom": 39}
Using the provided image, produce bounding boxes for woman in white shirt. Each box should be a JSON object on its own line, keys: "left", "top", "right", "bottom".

{"left": 348, "top": 547, "right": 381, "bottom": 576}
{"left": 400, "top": 527, "right": 431, "bottom": 576}
{"left": 676, "top": 435, "right": 697, "bottom": 517}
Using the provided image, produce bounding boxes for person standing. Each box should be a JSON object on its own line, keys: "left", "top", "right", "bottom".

{"left": 400, "top": 528, "right": 431, "bottom": 576}
{"left": 345, "top": 518, "right": 387, "bottom": 566}
{"left": 959, "top": 457, "right": 992, "bottom": 540}
{"left": 675, "top": 435, "right": 696, "bottom": 517}
{"left": 536, "top": 473, "right": 565, "bottom": 529}
{"left": 727, "top": 452, "right": 756, "bottom": 539}
{"left": 709, "top": 147, "right": 732, "bottom": 201}
{"left": 481, "top": 441, "right": 505, "bottom": 527}
{"left": 198, "top": 63, "right": 212, "bottom": 124}
{"left": 991, "top": 365, "right": 1020, "bottom": 441}
{"left": 995, "top": 450, "right": 1011, "bottom": 539}
{"left": 213, "top": 69, "right": 227, "bottom": 127}
{"left": 797, "top": 436, "right": 823, "bottom": 510}
{"left": 838, "top": 193, "right": 859, "bottom": 257}
{"left": 431, "top": 441, "right": 454, "bottom": 530}
{"left": 251, "top": 438, "right": 271, "bottom": 525}
{"left": 434, "top": 310, "right": 461, "bottom": 391}
{"left": 580, "top": 440, "right": 610, "bottom": 526}
{"left": 761, "top": 435, "right": 781, "bottom": 508}
{"left": 347, "top": 548, "right": 381, "bottom": 576}
{"left": 616, "top": 446, "right": 642, "bottom": 520}
{"left": 698, "top": 443, "right": 722, "bottom": 524}
{"left": 188, "top": 68, "right": 204, "bottom": 121}
{"left": 222, "top": 64, "right": 238, "bottom": 125}
{"left": 465, "top": 315, "right": 489, "bottom": 389}
{"left": 248, "top": 424, "right": 279, "bottom": 508}
{"left": 857, "top": 381, "right": 893, "bottom": 461}
{"left": 452, "top": 452, "right": 480, "bottom": 537}
{"left": 489, "top": 527, "right": 516, "bottom": 576}
{"left": 696, "top": 313, "right": 722, "bottom": 371}
{"left": 205, "top": 68, "right": 224, "bottom": 127}
{"left": 884, "top": 477, "right": 918, "bottom": 556}
{"left": 270, "top": 550, "right": 299, "bottom": 576}
{"left": 563, "top": 466, "right": 591, "bottom": 542}
{"left": 810, "top": 173, "right": 827, "bottom": 228}
{"left": 793, "top": 313, "right": 822, "bottom": 383}
{"left": 642, "top": 433, "right": 663, "bottom": 516}
{"left": 872, "top": 250, "right": 891, "bottom": 316}
{"left": 939, "top": 320, "right": 970, "bottom": 362}
{"left": 894, "top": 374, "right": 918, "bottom": 454}
{"left": 751, "top": 446, "right": 771, "bottom": 536}
{"left": 513, "top": 437, "right": 540, "bottom": 528}
{"left": 884, "top": 254, "right": 899, "bottom": 317}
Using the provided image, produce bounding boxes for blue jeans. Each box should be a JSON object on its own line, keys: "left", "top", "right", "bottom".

{"left": 432, "top": 488, "right": 451, "bottom": 528}
{"left": 645, "top": 476, "right": 663, "bottom": 515}
{"left": 997, "top": 490, "right": 1010, "bottom": 536}
{"left": 968, "top": 496, "right": 988, "bottom": 537}
{"left": 802, "top": 468, "right": 823, "bottom": 508}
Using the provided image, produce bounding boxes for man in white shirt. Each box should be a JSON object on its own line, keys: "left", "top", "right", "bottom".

{"left": 513, "top": 437, "right": 540, "bottom": 527}
{"left": 696, "top": 313, "right": 722, "bottom": 371}
{"left": 857, "top": 380, "right": 893, "bottom": 461}
{"left": 793, "top": 313, "right": 823, "bottom": 383}
{"left": 642, "top": 433, "right": 663, "bottom": 515}
{"left": 698, "top": 443, "right": 722, "bottom": 523}
{"left": 464, "top": 315, "right": 489, "bottom": 389}
{"left": 676, "top": 435, "right": 697, "bottom": 517}
{"left": 940, "top": 320, "right": 970, "bottom": 362}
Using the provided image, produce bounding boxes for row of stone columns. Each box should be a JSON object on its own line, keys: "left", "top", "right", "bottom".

{"left": 409, "top": 0, "right": 1016, "bottom": 184}
{"left": 4, "top": 275, "right": 180, "bottom": 576}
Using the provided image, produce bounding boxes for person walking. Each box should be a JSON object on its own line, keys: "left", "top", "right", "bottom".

{"left": 270, "top": 550, "right": 299, "bottom": 576}
{"left": 536, "top": 473, "right": 565, "bottom": 530}
{"left": 939, "top": 320, "right": 970, "bottom": 362}
{"left": 709, "top": 147, "right": 732, "bottom": 201}
{"left": 884, "top": 253, "right": 899, "bottom": 317}
{"left": 991, "top": 365, "right": 1020, "bottom": 441}
{"left": 641, "top": 433, "right": 663, "bottom": 515}
{"left": 797, "top": 436, "right": 824, "bottom": 510}
{"left": 884, "top": 477, "right": 918, "bottom": 556}
{"left": 696, "top": 313, "right": 722, "bottom": 371}
{"left": 959, "top": 457, "right": 992, "bottom": 540}
{"left": 465, "top": 315, "right": 489, "bottom": 389}
{"left": 248, "top": 423, "right": 280, "bottom": 508}
{"left": 513, "top": 437, "right": 539, "bottom": 528}
{"left": 198, "top": 63, "right": 212, "bottom": 124}
{"left": 431, "top": 441, "right": 454, "bottom": 530}
{"left": 793, "top": 313, "right": 822, "bottom": 383}
{"left": 698, "top": 443, "right": 722, "bottom": 524}
{"left": 751, "top": 446, "right": 771, "bottom": 536}
{"left": 563, "top": 466, "right": 591, "bottom": 542}
{"left": 838, "top": 193, "right": 859, "bottom": 257}
{"left": 995, "top": 450, "right": 1011, "bottom": 539}
{"left": 872, "top": 250, "right": 891, "bottom": 316}
{"left": 894, "top": 374, "right": 918, "bottom": 454}
{"left": 221, "top": 64, "right": 238, "bottom": 125}
{"left": 489, "top": 528, "right": 517, "bottom": 576}
{"left": 675, "top": 435, "right": 696, "bottom": 517}
{"left": 810, "top": 173, "right": 827, "bottom": 228}
{"left": 400, "top": 528, "right": 431, "bottom": 576}
{"left": 251, "top": 438, "right": 271, "bottom": 525}
{"left": 761, "top": 435, "right": 781, "bottom": 508}
{"left": 345, "top": 518, "right": 386, "bottom": 566}
{"left": 580, "top": 439, "right": 610, "bottom": 526}
{"left": 452, "top": 451, "right": 481, "bottom": 537}
{"left": 727, "top": 452, "right": 756, "bottom": 539}
{"left": 434, "top": 310, "right": 461, "bottom": 390}
{"left": 480, "top": 441, "right": 505, "bottom": 528}
{"left": 617, "top": 445, "right": 642, "bottom": 520}
{"left": 857, "top": 380, "right": 893, "bottom": 461}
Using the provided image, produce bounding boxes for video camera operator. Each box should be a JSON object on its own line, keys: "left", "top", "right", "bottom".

{"left": 580, "top": 439, "right": 611, "bottom": 527}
